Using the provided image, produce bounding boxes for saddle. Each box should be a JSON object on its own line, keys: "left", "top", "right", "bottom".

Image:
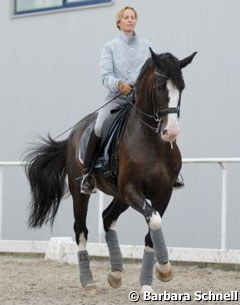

{"left": 79, "top": 101, "right": 132, "bottom": 189}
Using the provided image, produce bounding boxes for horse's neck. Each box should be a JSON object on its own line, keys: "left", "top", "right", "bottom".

{"left": 135, "top": 88, "right": 153, "bottom": 115}
{"left": 129, "top": 93, "right": 157, "bottom": 135}
{"left": 126, "top": 96, "right": 172, "bottom": 148}
{"left": 123, "top": 111, "right": 174, "bottom": 168}
{"left": 126, "top": 108, "right": 159, "bottom": 144}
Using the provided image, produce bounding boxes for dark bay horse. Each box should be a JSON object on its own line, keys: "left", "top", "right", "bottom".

{"left": 24, "top": 49, "right": 196, "bottom": 294}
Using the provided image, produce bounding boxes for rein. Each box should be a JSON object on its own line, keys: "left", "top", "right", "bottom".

{"left": 129, "top": 96, "right": 162, "bottom": 133}
{"left": 54, "top": 92, "right": 123, "bottom": 140}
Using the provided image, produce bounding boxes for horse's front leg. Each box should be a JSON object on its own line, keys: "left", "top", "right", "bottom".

{"left": 150, "top": 228, "right": 173, "bottom": 282}
{"left": 150, "top": 193, "right": 173, "bottom": 283}
{"left": 143, "top": 208, "right": 173, "bottom": 285}
{"left": 124, "top": 186, "right": 172, "bottom": 291}
{"left": 102, "top": 198, "right": 129, "bottom": 288}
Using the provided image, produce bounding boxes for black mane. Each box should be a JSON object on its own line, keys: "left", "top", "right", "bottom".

{"left": 136, "top": 57, "right": 154, "bottom": 85}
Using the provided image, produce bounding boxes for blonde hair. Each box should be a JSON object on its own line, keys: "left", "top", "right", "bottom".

{"left": 116, "top": 6, "right": 138, "bottom": 30}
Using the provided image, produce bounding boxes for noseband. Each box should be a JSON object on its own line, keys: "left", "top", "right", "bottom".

{"left": 131, "top": 71, "right": 181, "bottom": 133}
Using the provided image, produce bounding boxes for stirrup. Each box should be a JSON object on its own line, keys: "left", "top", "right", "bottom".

{"left": 80, "top": 173, "right": 97, "bottom": 194}
{"left": 173, "top": 173, "right": 184, "bottom": 190}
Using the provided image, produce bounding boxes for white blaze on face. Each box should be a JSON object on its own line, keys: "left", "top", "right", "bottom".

{"left": 161, "top": 80, "right": 180, "bottom": 142}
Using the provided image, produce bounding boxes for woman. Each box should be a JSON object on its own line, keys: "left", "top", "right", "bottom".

{"left": 80, "top": 6, "right": 183, "bottom": 193}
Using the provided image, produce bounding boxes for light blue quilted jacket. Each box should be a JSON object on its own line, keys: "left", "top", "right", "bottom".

{"left": 100, "top": 31, "right": 153, "bottom": 98}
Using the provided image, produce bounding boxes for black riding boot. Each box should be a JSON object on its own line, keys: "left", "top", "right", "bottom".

{"left": 80, "top": 132, "right": 101, "bottom": 194}
{"left": 173, "top": 173, "right": 184, "bottom": 190}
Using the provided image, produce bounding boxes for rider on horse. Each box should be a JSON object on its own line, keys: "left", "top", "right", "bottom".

{"left": 80, "top": 6, "right": 184, "bottom": 194}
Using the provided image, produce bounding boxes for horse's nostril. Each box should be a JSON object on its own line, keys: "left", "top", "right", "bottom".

{"left": 163, "top": 129, "right": 168, "bottom": 135}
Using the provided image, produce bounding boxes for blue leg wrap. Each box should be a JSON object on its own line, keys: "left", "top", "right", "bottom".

{"left": 77, "top": 250, "right": 94, "bottom": 287}
{"left": 140, "top": 249, "right": 155, "bottom": 286}
{"left": 105, "top": 229, "right": 123, "bottom": 272}
{"left": 150, "top": 228, "right": 169, "bottom": 264}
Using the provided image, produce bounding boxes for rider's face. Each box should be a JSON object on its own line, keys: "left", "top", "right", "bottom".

{"left": 118, "top": 9, "right": 137, "bottom": 33}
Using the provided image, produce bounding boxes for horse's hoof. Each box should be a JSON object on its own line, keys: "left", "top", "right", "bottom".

{"left": 82, "top": 283, "right": 98, "bottom": 296}
{"left": 107, "top": 271, "right": 122, "bottom": 288}
{"left": 140, "top": 285, "right": 154, "bottom": 297}
{"left": 155, "top": 262, "right": 173, "bottom": 282}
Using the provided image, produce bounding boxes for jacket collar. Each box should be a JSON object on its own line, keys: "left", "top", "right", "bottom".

{"left": 119, "top": 31, "right": 137, "bottom": 44}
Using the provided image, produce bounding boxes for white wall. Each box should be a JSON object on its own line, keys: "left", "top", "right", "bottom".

{"left": 0, "top": 0, "right": 239, "bottom": 250}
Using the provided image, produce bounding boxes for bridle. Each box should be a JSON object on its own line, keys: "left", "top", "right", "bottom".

{"left": 131, "top": 70, "right": 182, "bottom": 133}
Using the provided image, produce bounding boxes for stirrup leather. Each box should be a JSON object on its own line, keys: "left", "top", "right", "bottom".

{"left": 80, "top": 173, "right": 97, "bottom": 194}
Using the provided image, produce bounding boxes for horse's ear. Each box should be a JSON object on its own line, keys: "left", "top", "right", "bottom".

{"left": 179, "top": 52, "right": 197, "bottom": 69}
{"left": 149, "top": 47, "right": 161, "bottom": 66}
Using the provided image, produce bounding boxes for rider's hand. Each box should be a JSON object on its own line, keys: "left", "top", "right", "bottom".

{"left": 118, "top": 82, "right": 132, "bottom": 95}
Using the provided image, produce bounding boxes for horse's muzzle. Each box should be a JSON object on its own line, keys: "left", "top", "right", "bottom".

{"left": 161, "top": 127, "right": 180, "bottom": 142}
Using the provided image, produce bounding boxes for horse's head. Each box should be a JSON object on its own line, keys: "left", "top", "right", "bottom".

{"left": 135, "top": 48, "right": 197, "bottom": 142}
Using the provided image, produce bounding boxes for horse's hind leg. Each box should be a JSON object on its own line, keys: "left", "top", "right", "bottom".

{"left": 72, "top": 191, "right": 97, "bottom": 294}
{"left": 140, "top": 231, "right": 155, "bottom": 294}
{"left": 102, "top": 198, "right": 129, "bottom": 288}
{"left": 140, "top": 229, "right": 172, "bottom": 295}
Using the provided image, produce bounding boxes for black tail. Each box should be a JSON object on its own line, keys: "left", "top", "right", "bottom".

{"left": 23, "top": 135, "right": 68, "bottom": 228}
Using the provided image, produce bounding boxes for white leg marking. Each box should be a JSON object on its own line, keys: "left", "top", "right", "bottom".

{"left": 109, "top": 220, "right": 117, "bottom": 230}
{"left": 144, "top": 245, "right": 154, "bottom": 252}
{"left": 149, "top": 212, "right": 162, "bottom": 230}
{"left": 78, "top": 232, "right": 87, "bottom": 251}
{"left": 141, "top": 285, "right": 154, "bottom": 294}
